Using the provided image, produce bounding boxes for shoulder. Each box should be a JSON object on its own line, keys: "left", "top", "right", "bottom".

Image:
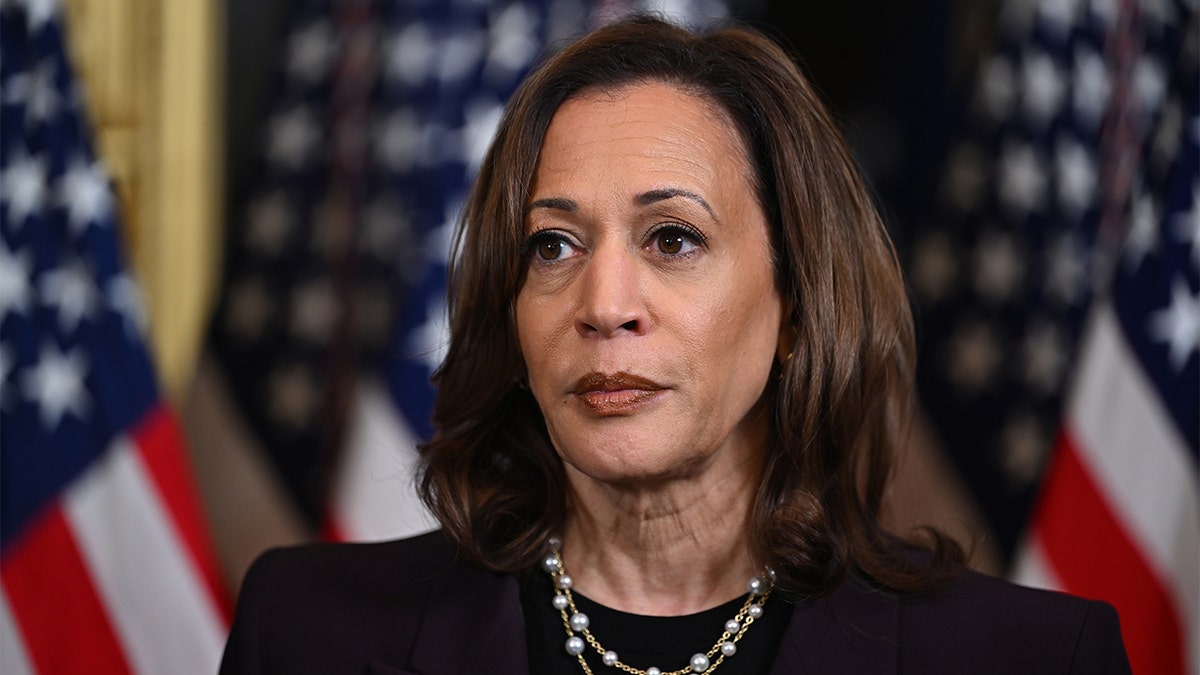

{"left": 219, "top": 530, "right": 476, "bottom": 674}
{"left": 243, "top": 528, "right": 459, "bottom": 595}
{"left": 894, "top": 568, "right": 1130, "bottom": 674}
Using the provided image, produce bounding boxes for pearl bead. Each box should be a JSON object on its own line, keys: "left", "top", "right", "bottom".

{"left": 548, "top": 536, "right": 562, "bottom": 550}
{"left": 569, "top": 612, "right": 589, "bottom": 632}
{"left": 747, "top": 576, "right": 765, "bottom": 594}
{"left": 647, "top": 669, "right": 661, "bottom": 675}
{"left": 721, "top": 641, "right": 737, "bottom": 657}
{"left": 690, "top": 653, "right": 710, "bottom": 672}
{"left": 557, "top": 574, "right": 573, "bottom": 590}
{"left": 541, "top": 554, "right": 560, "bottom": 573}
{"left": 748, "top": 603, "right": 764, "bottom": 619}
{"left": 565, "top": 636, "right": 585, "bottom": 656}
{"left": 552, "top": 594, "right": 569, "bottom": 610}
{"left": 602, "top": 650, "right": 618, "bottom": 666}
{"left": 724, "top": 619, "right": 740, "bottom": 634}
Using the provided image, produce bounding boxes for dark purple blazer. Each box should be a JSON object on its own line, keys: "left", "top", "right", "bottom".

{"left": 219, "top": 530, "right": 1130, "bottom": 674}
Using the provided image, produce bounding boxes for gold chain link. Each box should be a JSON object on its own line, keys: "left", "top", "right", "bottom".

{"left": 547, "top": 552, "right": 772, "bottom": 675}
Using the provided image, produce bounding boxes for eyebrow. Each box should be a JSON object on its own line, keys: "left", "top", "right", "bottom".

{"left": 527, "top": 189, "right": 715, "bottom": 218}
{"left": 527, "top": 197, "right": 578, "bottom": 213}
{"left": 634, "top": 188, "right": 715, "bottom": 218}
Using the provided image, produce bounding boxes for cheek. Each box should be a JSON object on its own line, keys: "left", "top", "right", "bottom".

{"left": 699, "top": 277, "right": 782, "bottom": 389}
{"left": 514, "top": 295, "right": 540, "bottom": 370}
{"left": 514, "top": 292, "right": 564, "bottom": 392}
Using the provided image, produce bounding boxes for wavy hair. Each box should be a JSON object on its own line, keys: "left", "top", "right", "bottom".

{"left": 418, "top": 15, "right": 962, "bottom": 597}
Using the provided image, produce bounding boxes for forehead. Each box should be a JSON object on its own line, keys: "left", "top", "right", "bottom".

{"left": 533, "top": 81, "right": 754, "bottom": 192}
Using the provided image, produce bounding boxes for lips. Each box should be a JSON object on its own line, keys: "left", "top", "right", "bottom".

{"left": 570, "top": 371, "right": 666, "bottom": 415}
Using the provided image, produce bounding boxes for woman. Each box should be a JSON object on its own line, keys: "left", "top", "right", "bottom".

{"left": 221, "top": 16, "right": 1130, "bottom": 675}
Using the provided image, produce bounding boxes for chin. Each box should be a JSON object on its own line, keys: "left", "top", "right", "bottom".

{"left": 557, "top": 436, "right": 706, "bottom": 486}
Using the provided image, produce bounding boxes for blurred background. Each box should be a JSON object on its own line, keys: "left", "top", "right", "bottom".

{"left": 1, "top": 0, "right": 1196, "bottom": 673}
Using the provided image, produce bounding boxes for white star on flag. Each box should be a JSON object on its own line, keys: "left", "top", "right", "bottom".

{"left": 57, "top": 157, "right": 113, "bottom": 234}
{"left": 377, "top": 110, "right": 421, "bottom": 172}
{"left": 486, "top": 3, "right": 540, "bottom": 80}
{"left": 462, "top": 98, "right": 504, "bottom": 170}
{"left": 1071, "top": 46, "right": 1110, "bottom": 127}
{"left": 287, "top": 20, "right": 336, "bottom": 84}
{"left": 912, "top": 232, "right": 959, "bottom": 301}
{"left": 106, "top": 273, "right": 148, "bottom": 339}
{"left": 1022, "top": 50, "right": 1066, "bottom": 124}
{"left": 2, "top": 151, "right": 47, "bottom": 226}
{"left": 290, "top": 280, "right": 338, "bottom": 343}
{"left": 267, "top": 105, "right": 321, "bottom": 171}
{"left": 1135, "top": 56, "right": 1168, "bottom": 112}
{"left": 1055, "top": 136, "right": 1097, "bottom": 218}
{"left": 20, "top": 341, "right": 91, "bottom": 431}
{"left": 981, "top": 56, "right": 1017, "bottom": 121}
{"left": 38, "top": 261, "right": 98, "bottom": 333}
{"left": 0, "top": 244, "right": 34, "bottom": 319}
{"left": 999, "top": 142, "right": 1048, "bottom": 215}
{"left": 0, "top": 343, "right": 13, "bottom": 407}
{"left": 407, "top": 299, "right": 449, "bottom": 376}
{"left": 1123, "top": 191, "right": 1159, "bottom": 272}
{"left": 974, "top": 230, "right": 1023, "bottom": 303}
{"left": 1038, "top": 0, "right": 1082, "bottom": 38}
{"left": 1172, "top": 182, "right": 1199, "bottom": 269}
{"left": 1021, "top": 319, "right": 1068, "bottom": 394}
{"left": 20, "top": 59, "right": 62, "bottom": 126}
{"left": 436, "top": 29, "right": 486, "bottom": 84}
{"left": 941, "top": 143, "right": 988, "bottom": 212}
{"left": 246, "top": 190, "right": 295, "bottom": 255}
{"left": 1148, "top": 278, "right": 1200, "bottom": 372}
{"left": 386, "top": 23, "right": 435, "bottom": 86}
{"left": 23, "top": 0, "right": 58, "bottom": 32}
{"left": 948, "top": 321, "right": 1003, "bottom": 392}
{"left": 1044, "top": 232, "right": 1088, "bottom": 305}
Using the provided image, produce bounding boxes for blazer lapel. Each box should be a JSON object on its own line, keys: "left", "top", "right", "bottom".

{"left": 407, "top": 560, "right": 529, "bottom": 675}
{"left": 769, "top": 577, "right": 898, "bottom": 674}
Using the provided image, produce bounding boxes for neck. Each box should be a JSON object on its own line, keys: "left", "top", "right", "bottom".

{"left": 559, "top": 449, "right": 763, "bottom": 616}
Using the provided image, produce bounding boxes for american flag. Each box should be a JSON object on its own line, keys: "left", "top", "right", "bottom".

{"left": 211, "top": 0, "right": 727, "bottom": 542}
{"left": 909, "top": 0, "right": 1192, "bottom": 562}
{"left": 1014, "top": 5, "right": 1199, "bottom": 673}
{"left": 0, "top": 1, "right": 228, "bottom": 673}
{"left": 910, "top": 0, "right": 1197, "bottom": 672}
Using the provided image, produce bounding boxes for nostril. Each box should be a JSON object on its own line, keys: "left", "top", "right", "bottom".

{"left": 620, "top": 320, "right": 638, "bottom": 331}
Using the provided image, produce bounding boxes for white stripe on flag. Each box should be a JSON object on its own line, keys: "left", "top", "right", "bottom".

{"left": 64, "top": 436, "right": 226, "bottom": 675}
{"left": 1065, "top": 305, "right": 1200, "bottom": 668}
{"left": 1011, "top": 535, "right": 1063, "bottom": 592}
{"left": 330, "top": 380, "right": 439, "bottom": 542}
{"left": 0, "top": 587, "right": 35, "bottom": 675}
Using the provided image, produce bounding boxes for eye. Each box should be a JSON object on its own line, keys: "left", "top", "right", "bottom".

{"left": 523, "top": 230, "right": 581, "bottom": 263}
{"left": 647, "top": 224, "right": 704, "bottom": 256}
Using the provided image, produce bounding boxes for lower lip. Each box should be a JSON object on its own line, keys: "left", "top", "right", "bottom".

{"left": 576, "top": 389, "right": 664, "bottom": 415}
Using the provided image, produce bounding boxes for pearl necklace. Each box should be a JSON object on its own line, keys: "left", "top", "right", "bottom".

{"left": 540, "top": 538, "right": 774, "bottom": 675}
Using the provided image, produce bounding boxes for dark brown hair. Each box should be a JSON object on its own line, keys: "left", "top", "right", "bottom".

{"left": 419, "top": 15, "right": 962, "bottom": 597}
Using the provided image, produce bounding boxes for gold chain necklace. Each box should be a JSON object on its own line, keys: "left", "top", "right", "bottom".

{"left": 541, "top": 539, "right": 774, "bottom": 675}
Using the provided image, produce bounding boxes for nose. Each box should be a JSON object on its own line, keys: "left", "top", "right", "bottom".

{"left": 574, "top": 245, "right": 648, "bottom": 338}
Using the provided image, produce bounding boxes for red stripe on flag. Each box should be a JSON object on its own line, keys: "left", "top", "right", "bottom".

{"left": 319, "top": 513, "right": 349, "bottom": 543}
{"left": 1, "top": 506, "right": 132, "bottom": 674}
{"left": 1032, "top": 430, "right": 1186, "bottom": 675}
{"left": 131, "top": 405, "right": 232, "bottom": 621}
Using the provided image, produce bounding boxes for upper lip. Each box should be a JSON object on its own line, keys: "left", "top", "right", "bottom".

{"left": 571, "top": 371, "right": 664, "bottom": 394}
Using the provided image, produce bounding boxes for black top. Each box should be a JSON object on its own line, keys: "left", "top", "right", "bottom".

{"left": 520, "top": 570, "right": 790, "bottom": 675}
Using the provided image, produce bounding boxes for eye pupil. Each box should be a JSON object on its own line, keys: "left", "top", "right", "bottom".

{"left": 660, "top": 233, "right": 684, "bottom": 255}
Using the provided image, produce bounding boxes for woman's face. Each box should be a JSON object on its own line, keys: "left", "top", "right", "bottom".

{"left": 515, "top": 82, "right": 785, "bottom": 484}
